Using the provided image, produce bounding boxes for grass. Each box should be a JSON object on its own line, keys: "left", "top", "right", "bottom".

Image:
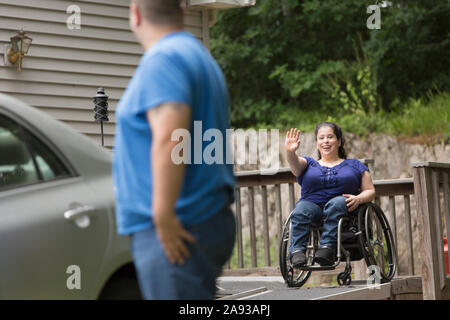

{"left": 386, "top": 92, "right": 450, "bottom": 142}
{"left": 249, "top": 91, "right": 450, "bottom": 143}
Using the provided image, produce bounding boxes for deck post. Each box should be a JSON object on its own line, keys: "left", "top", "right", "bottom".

{"left": 412, "top": 162, "right": 450, "bottom": 300}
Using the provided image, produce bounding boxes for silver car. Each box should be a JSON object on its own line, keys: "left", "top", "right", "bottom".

{"left": 0, "top": 94, "right": 141, "bottom": 299}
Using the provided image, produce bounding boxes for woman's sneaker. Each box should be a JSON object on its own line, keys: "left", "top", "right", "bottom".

{"left": 290, "top": 250, "right": 306, "bottom": 268}
{"left": 313, "top": 247, "right": 336, "bottom": 266}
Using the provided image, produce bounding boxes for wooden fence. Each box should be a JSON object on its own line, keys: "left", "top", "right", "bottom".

{"left": 227, "top": 160, "right": 450, "bottom": 299}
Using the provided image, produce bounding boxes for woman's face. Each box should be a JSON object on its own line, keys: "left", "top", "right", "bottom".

{"left": 316, "top": 126, "right": 341, "bottom": 159}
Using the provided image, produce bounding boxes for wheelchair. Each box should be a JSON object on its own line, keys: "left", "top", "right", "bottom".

{"left": 279, "top": 202, "right": 397, "bottom": 287}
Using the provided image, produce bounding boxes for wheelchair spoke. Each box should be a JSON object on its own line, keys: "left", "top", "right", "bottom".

{"left": 295, "top": 270, "right": 304, "bottom": 282}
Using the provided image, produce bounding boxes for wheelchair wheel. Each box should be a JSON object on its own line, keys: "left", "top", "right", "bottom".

{"left": 358, "top": 203, "right": 397, "bottom": 283}
{"left": 279, "top": 213, "right": 314, "bottom": 288}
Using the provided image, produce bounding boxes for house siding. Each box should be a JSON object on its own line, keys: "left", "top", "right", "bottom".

{"left": 0, "top": 0, "right": 207, "bottom": 147}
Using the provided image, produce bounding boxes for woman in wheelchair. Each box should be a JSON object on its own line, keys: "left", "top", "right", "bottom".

{"left": 285, "top": 122, "right": 376, "bottom": 268}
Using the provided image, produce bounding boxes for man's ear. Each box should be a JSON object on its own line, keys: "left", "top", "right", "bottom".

{"left": 129, "top": 2, "right": 141, "bottom": 30}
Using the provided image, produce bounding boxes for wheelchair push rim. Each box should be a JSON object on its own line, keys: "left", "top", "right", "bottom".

{"left": 358, "top": 203, "right": 397, "bottom": 282}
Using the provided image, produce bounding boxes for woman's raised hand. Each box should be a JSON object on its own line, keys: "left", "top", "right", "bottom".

{"left": 285, "top": 128, "right": 301, "bottom": 152}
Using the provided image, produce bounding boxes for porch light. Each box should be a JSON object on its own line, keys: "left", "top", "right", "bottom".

{"left": 6, "top": 29, "right": 32, "bottom": 73}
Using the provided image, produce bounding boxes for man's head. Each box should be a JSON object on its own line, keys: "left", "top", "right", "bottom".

{"left": 130, "top": 0, "right": 184, "bottom": 49}
{"left": 130, "top": 0, "right": 183, "bottom": 27}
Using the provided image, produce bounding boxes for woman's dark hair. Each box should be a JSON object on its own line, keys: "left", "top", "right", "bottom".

{"left": 314, "top": 122, "right": 347, "bottom": 160}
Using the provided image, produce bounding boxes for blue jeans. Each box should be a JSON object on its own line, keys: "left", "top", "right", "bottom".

{"left": 131, "top": 206, "right": 236, "bottom": 300}
{"left": 289, "top": 196, "right": 349, "bottom": 253}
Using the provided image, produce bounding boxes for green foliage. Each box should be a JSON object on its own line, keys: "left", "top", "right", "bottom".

{"left": 242, "top": 91, "right": 450, "bottom": 140}
{"left": 386, "top": 91, "right": 450, "bottom": 140}
{"left": 329, "top": 91, "right": 450, "bottom": 139}
{"left": 211, "top": 0, "right": 450, "bottom": 137}
{"left": 365, "top": 1, "right": 450, "bottom": 107}
{"left": 331, "top": 110, "right": 389, "bottom": 138}
{"left": 327, "top": 62, "right": 378, "bottom": 115}
{"left": 211, "top": 0, "right": 373, "bottom": 128}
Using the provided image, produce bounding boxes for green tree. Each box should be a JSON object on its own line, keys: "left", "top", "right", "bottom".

{"left": 365, "top": 1, "right": 450, "bottom": 108}
{"left": 210, "top": 0, "right": 450, "bottom": 128}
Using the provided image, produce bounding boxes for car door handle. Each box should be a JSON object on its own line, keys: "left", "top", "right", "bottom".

{"left": 64, "top": 205, "right": 97, "bottom": 228}
{"left": 64, "top": 205, "right": 97, "bottom": 221}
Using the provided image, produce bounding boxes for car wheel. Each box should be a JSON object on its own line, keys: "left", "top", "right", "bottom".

{"left": 98, "top": 274, "right": 142, "bottom": 300}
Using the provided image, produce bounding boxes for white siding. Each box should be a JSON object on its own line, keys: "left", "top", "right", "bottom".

{"left": 0, "top": 0, "right": 207, "bottom": 148}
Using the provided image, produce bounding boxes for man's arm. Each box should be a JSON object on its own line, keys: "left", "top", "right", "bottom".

{"left": 147, "top": 102, "right": 196, "bottom": 265}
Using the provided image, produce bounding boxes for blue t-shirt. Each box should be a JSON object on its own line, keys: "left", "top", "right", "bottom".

{"left": 296, "top": 157, "right": 369, "bottom": 205}
{"left": 113, "top": 31, "right": 235, "bottom": 235}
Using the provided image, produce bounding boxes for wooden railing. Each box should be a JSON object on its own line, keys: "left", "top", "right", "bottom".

{"left": 228, "top": 160, "right": 418, "bottom": 278}
{"left": 412, "top": 162, "right": 450, "bottom": 300}
{"left": 233, "top": 167, "right": 296, "bottom": 269}
{"left": 372, "top": 177, "right": 416, "bottom": 276}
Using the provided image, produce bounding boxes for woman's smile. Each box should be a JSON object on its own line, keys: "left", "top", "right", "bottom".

{"left": 317, "top": 126, "right": 340, "bottom": 158}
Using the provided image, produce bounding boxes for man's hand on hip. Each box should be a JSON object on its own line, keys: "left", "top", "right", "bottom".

{"left": 153, "top": 211, "right": 196, "bottom": 265}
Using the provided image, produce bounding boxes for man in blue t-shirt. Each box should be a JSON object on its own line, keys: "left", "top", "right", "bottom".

{"left": 113, "top": 0, "right": 236, "bottom": 299}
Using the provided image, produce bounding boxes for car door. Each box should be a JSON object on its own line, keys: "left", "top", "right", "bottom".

{"left": 0, "top": 113, "right": 112, "bottom": 299}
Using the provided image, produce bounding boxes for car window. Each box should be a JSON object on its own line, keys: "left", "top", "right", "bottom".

{"left": 0, "top": 115, "right": 71, "bottom": 190}
{"left": 0, "top": 123, "right": 39, "bottom": 189}
{"left": 26, "top": 129, "right": 72, "bottom": 181}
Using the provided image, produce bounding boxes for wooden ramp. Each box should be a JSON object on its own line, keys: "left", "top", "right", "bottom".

{"left": 216, "top": 276, "right": 423, "bottom": 300}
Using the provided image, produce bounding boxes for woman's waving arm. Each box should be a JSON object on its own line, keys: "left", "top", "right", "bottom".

{"left": 285, "top": 128, "right": 308, "bottom": 177}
